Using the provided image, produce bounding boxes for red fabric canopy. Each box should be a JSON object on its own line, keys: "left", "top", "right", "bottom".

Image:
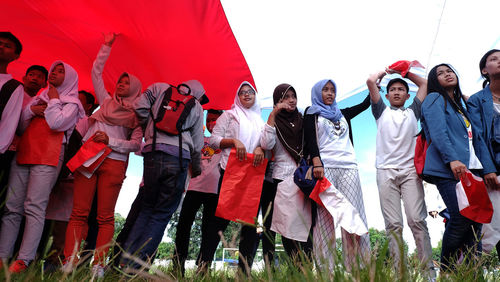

{"left": 1, "top": 0, "right": 254, "bottom": 110}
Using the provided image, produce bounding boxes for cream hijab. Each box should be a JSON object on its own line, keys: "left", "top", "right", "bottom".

{"left": 91, "top": 72, "right": 142, "bottom": 128}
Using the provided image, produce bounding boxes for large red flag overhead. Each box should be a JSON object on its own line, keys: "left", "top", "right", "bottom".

{"left": 0, "top": 0, "right": 254, "bottom": 110}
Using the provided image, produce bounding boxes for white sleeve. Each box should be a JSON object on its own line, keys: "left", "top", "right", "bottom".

{"left": 260, "top": 123, "right": 277, "bottom": 151}
{"left": 44, "top": 99, "right": 79, "bottom": 132}
{"left": 108, "top": 126, "right": 143, "bottom": 154}
{"left": 0, "top": 85, "right": 24, "bottom": 153}
{"left": 91, "top": 44, "right": 112, "bottom": 104}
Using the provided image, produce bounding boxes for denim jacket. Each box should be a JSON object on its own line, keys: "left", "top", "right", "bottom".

{"left": 421, "top": 92, "right": 495, "bottom": 180}
{"left": 467, "top": 86, "right": 498, "bottom": 173}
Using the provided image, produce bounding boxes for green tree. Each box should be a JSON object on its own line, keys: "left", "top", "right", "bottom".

{"left": 156, "top": 241, "right": 175, "bottom": 260}
{"left": 165, "top": 211, "right": 204, "bottom": 260}
{"left": 368, "top": 228, "right": 409, "bottom": 259}
{"left": 114, "top": 213, "right": 126, "bottom": 240}
{"left": 214, "top": 221, "right": 241, "bottom": 260}
{"left": 431, "top": 239, "right": 442, "bottom": 262}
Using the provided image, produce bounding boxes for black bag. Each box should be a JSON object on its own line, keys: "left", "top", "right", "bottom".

{"left": 58, "top": 130, "right": 83, "bottom": 180}
{"left": 293, "top": 158, "right": 317, "bottom": 196}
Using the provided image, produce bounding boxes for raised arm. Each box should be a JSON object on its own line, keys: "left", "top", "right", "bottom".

{"left": 406, "top": 71, "right": 427, "bottom": 102}
{"left": 91, "top": 33, "right": 118, "bottom": 104}
{"left": 366, "top": 71, "right": 386, "bottom": 104}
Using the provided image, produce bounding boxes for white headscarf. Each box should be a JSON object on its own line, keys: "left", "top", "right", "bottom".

{"left": 32, "top": 60, "right": 85, "bottom": 119}
{"left": 226, "top": 81, "right": 263, "bottom": 153}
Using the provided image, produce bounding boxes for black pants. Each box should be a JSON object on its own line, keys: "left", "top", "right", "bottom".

{"left": 281, "top": 234, "right": 313, "bottom": 262}
{"left": 201, "top": 170, "right": 230, "bottom": 266}
{"left": 238, "top": 179, "right": 277, "bottom": 272}
{"left": 173, "top": 190, "right": 218, "bottom": 273}
{"left": 497, "top": 241, "right": 500, "bottom": 261}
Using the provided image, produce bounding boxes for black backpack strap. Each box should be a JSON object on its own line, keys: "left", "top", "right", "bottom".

{"left": 177, "top": 97, "right": 197, "bottom": 172}
{"left": 0, "top": 79, "right": 22, "bottom": 118}
{"left": 150, "top": 87, "right": 174, "bottom": 152}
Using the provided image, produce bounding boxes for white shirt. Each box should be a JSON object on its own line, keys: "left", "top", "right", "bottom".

{"left": 0, "top": 74, "right": 24, "bottom": 153}
{"left": 22, "top": 91, "right": 34, "bottom": 109}
{"left": 209, "top": 112, "right": 240, "bottom": 170}
{"left": 83, "top": 121, "right": 142, "bottom": 162}
{"left": 493, "top": 101, "right": 500, "bottom": 114}
{"left": 260, "top": 123, "right": 298, "bottom": 180}
{"left": 372, "top": 97, "right": 420, "bottom": 169}
{"left": 317, "top": 116, "right": 357, "bottom": 169}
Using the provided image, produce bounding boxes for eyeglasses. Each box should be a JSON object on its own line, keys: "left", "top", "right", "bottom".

{"left": 238, "top": 90, "right": 255, "bottom": 96}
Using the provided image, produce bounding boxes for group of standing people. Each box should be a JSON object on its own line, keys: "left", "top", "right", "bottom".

{"left": 0, "top": 29, "right": 498, "bottom": 279}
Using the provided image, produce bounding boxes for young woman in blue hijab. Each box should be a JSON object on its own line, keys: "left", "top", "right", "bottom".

{"left": 303, "top": 79, "right": 369, "bottom": 271}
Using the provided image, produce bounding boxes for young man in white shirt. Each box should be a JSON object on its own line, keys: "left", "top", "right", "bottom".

{"left": 0, "top": 32, "right": 24, "bottom": 154}
{"left": 367, "top": 69, "right": 435, "bottom": 277}
{"left": 0, "top": 32, "right": 24, "bottom": 232}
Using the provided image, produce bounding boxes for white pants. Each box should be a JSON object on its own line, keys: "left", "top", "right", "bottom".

{"left": 0, "top": 149, "right": 64, "bottom": 261}
{"left": 376, "top": 167, "right": 433, "bottom": 270}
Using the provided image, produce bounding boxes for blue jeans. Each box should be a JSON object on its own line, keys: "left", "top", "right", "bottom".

{"left": 123, "top": 151, "right": 188, "bottom": 267}
{"left": 435, "top": 178, "right": 482, "bottom": 270}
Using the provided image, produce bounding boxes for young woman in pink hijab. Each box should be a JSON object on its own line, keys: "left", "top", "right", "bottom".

{"left": 63, "top": 33, "right": 142, "bottom": 276}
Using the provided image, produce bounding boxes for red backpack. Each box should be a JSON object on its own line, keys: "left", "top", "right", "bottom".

{"left": 153, "top": 84, "right": 196, "bottom": 135}
{"left": 414, "top": 130, "right": 430, "bottom": 178}
{"left": 151, "top": 84, "right": 197, "bottom": 168}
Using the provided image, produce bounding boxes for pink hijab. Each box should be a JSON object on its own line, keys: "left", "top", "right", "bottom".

{"left": 91, "top": 72, "right": 142, "bottom": 128}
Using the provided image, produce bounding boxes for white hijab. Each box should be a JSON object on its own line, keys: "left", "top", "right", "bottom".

{"left": 226, "top": 81, "right": 263, "bottom": 153}
{"left": 31, "top": 60, "right": 85, "bottom": 119}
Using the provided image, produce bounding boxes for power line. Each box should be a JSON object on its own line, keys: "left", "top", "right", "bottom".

{"left": 426, "top": 0, "right": 447, "bottom": 75}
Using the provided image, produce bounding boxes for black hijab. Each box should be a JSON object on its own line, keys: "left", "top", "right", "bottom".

{"left": 273, "top": 83, "right": 303, "bottom": 163}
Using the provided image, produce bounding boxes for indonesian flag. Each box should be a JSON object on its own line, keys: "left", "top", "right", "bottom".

{"left": 1, "top": 0, "right": 255, "bottom": 110}
{"left": 310, "top": 178, "right": 368, "bottom": 236}
{"left": 386, "top": 60, "right": 424, "bottom": 77}
{"left": 66, "top": 138, "right": 112, "bottom": 174}
{"left": 456, "top": 170, "right": 494, "bottom": 224}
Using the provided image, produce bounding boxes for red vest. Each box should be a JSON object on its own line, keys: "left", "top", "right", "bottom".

{"left": 17, "top": 117, "right": 64, "bottom": 166}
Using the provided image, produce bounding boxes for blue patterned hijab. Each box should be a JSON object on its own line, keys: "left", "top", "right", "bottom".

{"left": 308, "top": 79, "right": 342, "bottom": 122}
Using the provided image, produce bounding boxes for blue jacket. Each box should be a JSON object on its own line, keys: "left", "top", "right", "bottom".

{"left": 467, "top": 86, "right": 498, "bottom": 173}
{"left": 421, "top": 92, "right": 495, "bottom": 179}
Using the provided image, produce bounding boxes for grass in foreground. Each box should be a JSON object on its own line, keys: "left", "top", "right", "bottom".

{"left": 1, "top": 240, "right": 499, "bottom": 282}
